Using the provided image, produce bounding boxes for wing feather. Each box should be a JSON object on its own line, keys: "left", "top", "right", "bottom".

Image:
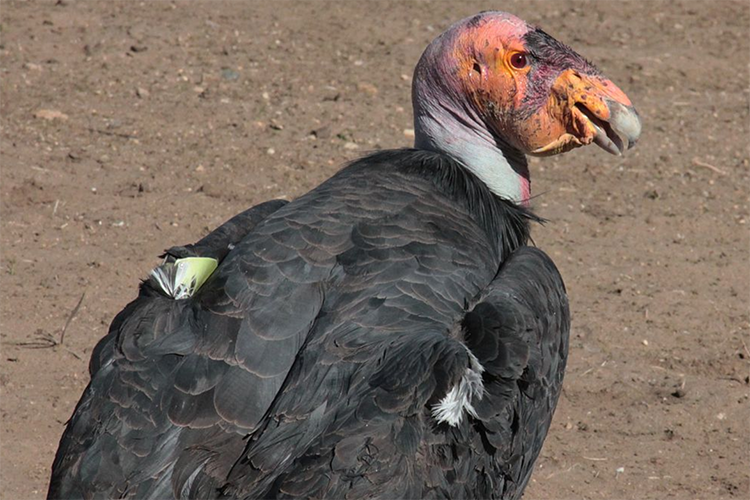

{"left": 48, "top": 201, "right": 291, "bottom": 499}
{"left": 49, "top": 151, "right": 566, "bottom": 500}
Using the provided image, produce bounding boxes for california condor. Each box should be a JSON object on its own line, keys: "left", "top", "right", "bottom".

{"left": 48, "top": 11, "right": 640, "bottom": 500}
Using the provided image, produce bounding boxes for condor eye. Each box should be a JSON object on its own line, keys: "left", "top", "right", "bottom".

{"left": 510, "top": 52, "right": 529, "bottom": 69}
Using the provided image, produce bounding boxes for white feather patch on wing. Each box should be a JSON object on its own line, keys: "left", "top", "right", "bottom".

{"left": 150, "top": 257, "right": 218, "bottom": 300}
{"left": 432, "top": 350, "right": 485, "bottom": 426}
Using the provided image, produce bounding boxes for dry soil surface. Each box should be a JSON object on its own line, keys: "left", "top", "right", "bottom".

{"left": 1, "top": 1, "right": 748, "bottom": 499}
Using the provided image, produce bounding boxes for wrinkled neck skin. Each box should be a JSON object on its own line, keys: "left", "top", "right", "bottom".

{"left": 412, "top": 39, "right": 531, "bottom": 206}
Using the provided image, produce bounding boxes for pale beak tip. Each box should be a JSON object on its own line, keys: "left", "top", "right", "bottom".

{"left": 607, "top": 99, "right": 642, "bottom": 154}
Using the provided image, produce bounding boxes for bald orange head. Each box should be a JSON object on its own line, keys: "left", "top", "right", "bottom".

{"left": 414, "top": 11, "right": 640, "bottom": 158}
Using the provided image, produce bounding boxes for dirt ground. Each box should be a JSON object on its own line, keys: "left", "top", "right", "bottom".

{"left": 1, "top": 1, "right": 748, "bottom": 498}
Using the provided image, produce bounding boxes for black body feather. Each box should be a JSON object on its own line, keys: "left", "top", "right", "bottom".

{"left": 48, "top": 149, "right": 569, "bottom": 500}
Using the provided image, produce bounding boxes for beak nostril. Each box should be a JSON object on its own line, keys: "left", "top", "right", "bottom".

{"left": 574, "top": 101, "right": 604, "bottom": 120}
{"left": 574, "top": 102, "right": 604, "bottom": 127}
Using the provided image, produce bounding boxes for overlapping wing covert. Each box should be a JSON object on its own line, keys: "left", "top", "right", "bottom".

{"left": 47, "top": 200, "right": 291, "bottom": 498}
{"left": 216, "top": 245, "right": 568, "bottom": 500}
{"left": 48, "top": 150, "right": 567, "bottom": 500}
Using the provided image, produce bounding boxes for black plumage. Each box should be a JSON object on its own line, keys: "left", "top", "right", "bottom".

{"left": 48, "top": 149, "right": 569, "bottom": 499}
{"left": 46, "top": 8, "right": 647, "bottom": 499}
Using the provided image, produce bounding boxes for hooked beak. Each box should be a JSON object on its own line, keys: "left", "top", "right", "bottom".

{"left": 578, "top": 98, "right": 641, "bottom": 156}
{"left": 532, "top": 70, "right": 641, "bottom": 156}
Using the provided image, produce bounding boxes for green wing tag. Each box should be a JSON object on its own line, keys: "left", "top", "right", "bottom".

{"left": 150, "top": 257, "right": 218, "bottom": 300}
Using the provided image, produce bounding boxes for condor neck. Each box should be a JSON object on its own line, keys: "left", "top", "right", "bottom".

{"left": 413, "top": 103, "right": 530, "bottom": 206}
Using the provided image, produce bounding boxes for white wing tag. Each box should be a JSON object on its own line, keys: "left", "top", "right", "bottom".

{"left": 150, "top": 257, "right": 218, "bottom": 299}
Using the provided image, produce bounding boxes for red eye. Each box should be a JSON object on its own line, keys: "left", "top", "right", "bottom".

{"left": 510, "top": 52, "right": 528, "bottom": 69}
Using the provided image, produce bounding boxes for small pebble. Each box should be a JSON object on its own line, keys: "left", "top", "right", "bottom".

{"left": 357, "top": 82, "right": 378, "bottom": 95}
{"left": 312, "top": 126, "right": 330, "bottom": 139}
{"left": 221, "top": 68, "right": 240, "bottom": 81}
{"left": 34, "top": 109, "right": 68, "bottom": 121}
